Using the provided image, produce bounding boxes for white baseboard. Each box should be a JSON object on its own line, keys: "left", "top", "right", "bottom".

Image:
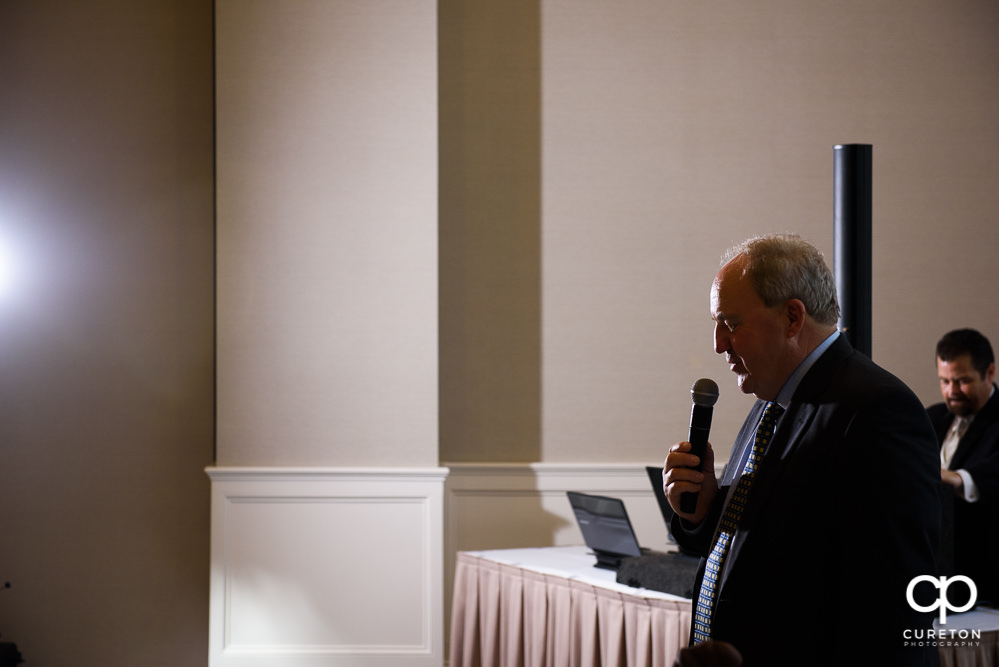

{"left": 207, "top": 467, "right": 448, "bottom": 667}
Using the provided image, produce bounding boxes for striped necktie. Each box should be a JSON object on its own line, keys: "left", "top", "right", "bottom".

{"left": 692, "top": 401, "right": 784, "bottom": 643}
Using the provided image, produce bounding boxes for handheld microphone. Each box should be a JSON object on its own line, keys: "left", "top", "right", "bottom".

{"left": 680, "top": 378, "right": 719, "bottom": 514}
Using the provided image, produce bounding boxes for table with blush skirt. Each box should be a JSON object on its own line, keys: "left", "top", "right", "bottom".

{"left": 448, "top": 546, "right": 692, "bottom": 667}
{"left": 935, "top": 607, "right": 999, "bottom": 667}
{"left": 449, "top": 547, "right": 999, "bottom": 667}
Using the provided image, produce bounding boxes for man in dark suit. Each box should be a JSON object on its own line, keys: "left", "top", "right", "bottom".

{"left": 927, "top": 328, "right": 999, "bottom": 607}
{"left": 663, "top": 234, "right": 941, "bottom": 666}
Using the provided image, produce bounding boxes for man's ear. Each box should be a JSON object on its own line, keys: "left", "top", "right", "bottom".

{"left": 784, "top": 299, "right": 807, "bottom": 337}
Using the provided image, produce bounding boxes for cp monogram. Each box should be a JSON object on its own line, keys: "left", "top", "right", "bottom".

{"left": 906, "top": 575, "right": 977, "bottom": 623}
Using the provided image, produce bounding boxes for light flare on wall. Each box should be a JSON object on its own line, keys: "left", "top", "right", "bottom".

{"left": 0, "top": 231, "right": 19, "bottom": 302}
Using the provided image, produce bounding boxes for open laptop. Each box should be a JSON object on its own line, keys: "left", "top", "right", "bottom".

{"left": 566, "top": 491, "right": 643, "bottom": 570}
{"left": 567, "top": 467, "right": 700, "bottom": 574}
{"left": 566, "top": 470, "right": 678, "bottom": 571}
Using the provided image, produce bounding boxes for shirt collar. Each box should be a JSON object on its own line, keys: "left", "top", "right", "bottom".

{"left": 776, "top": 330, "right": 840, "bottom": 409}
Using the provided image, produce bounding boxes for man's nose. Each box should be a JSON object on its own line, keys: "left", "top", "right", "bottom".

{"left": 714, "top": 324, "right": 730, "bottom": 354}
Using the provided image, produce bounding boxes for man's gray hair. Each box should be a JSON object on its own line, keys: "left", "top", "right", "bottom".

{"left": 722, "top": 233, "right": 840, "bottom": 326}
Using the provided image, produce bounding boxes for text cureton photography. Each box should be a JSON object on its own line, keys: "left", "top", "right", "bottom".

{"left": 904, "top": 575, "right": 981, "bottom": 648}
{"left": 903, "top": 628, "right": 981, "bottom": 648}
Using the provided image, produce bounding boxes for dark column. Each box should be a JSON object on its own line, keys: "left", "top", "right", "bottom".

{"left": 834, "top": 144, "right": 873, "bottom": 357}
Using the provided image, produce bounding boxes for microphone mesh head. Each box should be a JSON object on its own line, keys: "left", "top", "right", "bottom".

{"left": 690, "top": 378, "right": 719, "bottom": 407}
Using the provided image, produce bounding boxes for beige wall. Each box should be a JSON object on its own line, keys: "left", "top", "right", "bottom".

{"left": 441, "top": 0, "right": 999, "bottom": 464}
{"left": 0, "top": 1, "right": 214, "bottom": 665}
{"left": 439, "top": 0, "right": 544, "bottom": 463}
{"left": 215, "top": 0, "right": 439, "bottom": 468}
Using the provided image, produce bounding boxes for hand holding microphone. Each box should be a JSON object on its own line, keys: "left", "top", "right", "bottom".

{"left": 680, "top": 378, "right": 719, "bottom": 514}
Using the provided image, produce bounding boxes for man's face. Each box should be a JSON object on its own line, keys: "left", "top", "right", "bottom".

{"left": 938, "top": 354, "right": 994, "bottom": 417}
{"left": 710, "top": 257, "right": 791, "bottom": 401}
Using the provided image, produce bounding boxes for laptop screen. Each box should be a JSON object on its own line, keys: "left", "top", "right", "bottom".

{"left": 566, "top": 491, "right": 642, "bottom": 568}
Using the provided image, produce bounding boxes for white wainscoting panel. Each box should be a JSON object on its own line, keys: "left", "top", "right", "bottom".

{"left": 207, "top": 467, "right": 449, "bottom": 667}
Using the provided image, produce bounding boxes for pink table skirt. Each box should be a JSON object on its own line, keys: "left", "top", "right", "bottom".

{"left": 937, "top": 629, "right": 999, "bottom": 667}
{"left": 449, "top": 548, "right": 692, "bottom": 667}
{"left": 449, "top": 548, "right": 999, "bottom": 667}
